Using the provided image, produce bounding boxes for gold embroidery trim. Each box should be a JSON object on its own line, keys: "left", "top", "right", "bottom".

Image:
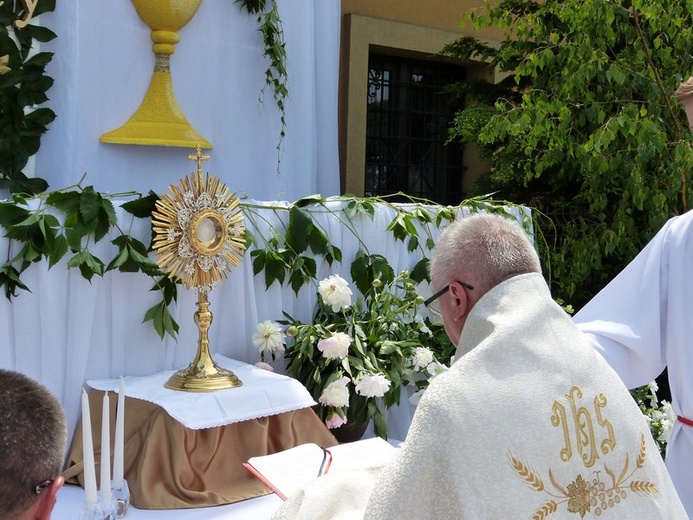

{"left": 510, "top": 433, "right": 660, "bottom": 519}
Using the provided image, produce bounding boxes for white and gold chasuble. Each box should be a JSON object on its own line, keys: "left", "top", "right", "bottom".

{"left": 364, "top": 274, "right": 687, "bottom": 519}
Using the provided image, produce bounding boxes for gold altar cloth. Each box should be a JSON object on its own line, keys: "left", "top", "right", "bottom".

{"left": 64, "top": 390, "right": 337, "bottom": 509}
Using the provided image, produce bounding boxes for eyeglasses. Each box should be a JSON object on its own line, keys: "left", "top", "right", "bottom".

{"left": 34, "top": 478, "right": 54, "bottom": 495}
{"left": 317, "top": 447, "right": 332, "bottom": 477}
{"left": 424, "top": 280, "right": 474, "bottom": 317}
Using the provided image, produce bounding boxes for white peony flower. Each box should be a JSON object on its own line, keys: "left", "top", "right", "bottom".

{"left": 426, "top": 360, "right": 448, "bottom": 378}
{"left": 355, "top": 373, "right": 391, "bottom": 398}
{"left": 411, "top": 347, "right": 434, "bottom": 371}
{"left": 252, "top": 321, "right": 286, "bottom": 356}
{"left": 318, "top": 274, "right": 353, "bottom": 311}
{"left": 319, "top": 376, "right": 351, "bottom": 407}
{"left": 317, "top": 332, "right": 352, "bottom": 359}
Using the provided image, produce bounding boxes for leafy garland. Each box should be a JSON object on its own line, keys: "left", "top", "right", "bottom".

{"left": 0, "top": 187, "right": 528, "bottom": 341}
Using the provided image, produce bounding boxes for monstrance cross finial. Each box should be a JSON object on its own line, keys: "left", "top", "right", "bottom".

{"left": 188, "top": 144, "right": 210, "bottom": 177}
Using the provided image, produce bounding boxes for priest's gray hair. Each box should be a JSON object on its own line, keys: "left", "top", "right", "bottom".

{"left": 430, "top": 212, "right": 541, "bottom": 295}
{"left": 0, "top": 369, "right": 67, "bottom": 519}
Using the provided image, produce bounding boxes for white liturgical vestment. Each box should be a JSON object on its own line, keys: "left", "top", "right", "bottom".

{"left": 573, "top": 209, "right": 693, "bottom": 517}
{"left": 364, "top": 274, "right": 687, "bottom": 519}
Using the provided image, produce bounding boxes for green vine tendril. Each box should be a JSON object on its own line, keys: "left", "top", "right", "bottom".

{"left": 236, "top": 0, "right": 288, "bottom": 171}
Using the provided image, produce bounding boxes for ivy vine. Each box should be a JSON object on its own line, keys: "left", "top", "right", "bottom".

{"left": 235, "top": 0, "right": 288, "bottom": 167}
{"left": 0, "top": 0, "right": 56, "bottom": 195}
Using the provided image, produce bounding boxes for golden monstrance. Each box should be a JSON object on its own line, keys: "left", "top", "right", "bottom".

{"left": 152, "top": 146, "right": 246, "bottom": 391}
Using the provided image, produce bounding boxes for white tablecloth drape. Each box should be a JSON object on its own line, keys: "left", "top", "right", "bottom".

{"left": 34, "top": 0, "right": 340, "bottom": 200}
{"left": 2, "top": 198, "right": 477, "bottom": 445}
{"left": 88, "top": 356, "right": 316, "bottom": 429}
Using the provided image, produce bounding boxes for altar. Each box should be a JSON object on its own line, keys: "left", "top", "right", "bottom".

{"left": 0, "top": 197, "right": 442, "bottom": 510}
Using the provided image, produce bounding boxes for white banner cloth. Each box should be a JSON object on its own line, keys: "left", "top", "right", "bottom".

{"left": 88, "top": 356, "right": 316, "bottom": 429}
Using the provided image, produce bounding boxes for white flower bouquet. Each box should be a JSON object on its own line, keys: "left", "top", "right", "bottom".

{"left": 253, "top": 260, "right": 452, "bottom": 439}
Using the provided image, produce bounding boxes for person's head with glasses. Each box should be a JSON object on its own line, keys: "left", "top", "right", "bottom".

{"left": 0, "top": 369, "right": 67, "bottom": 520}
{"left": 428, "top": 212, "right": 541, "bottom": 347}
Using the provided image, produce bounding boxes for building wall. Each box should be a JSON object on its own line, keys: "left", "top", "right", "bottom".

{"left": 339, "top": 1, "right": 504, "bottom": 198}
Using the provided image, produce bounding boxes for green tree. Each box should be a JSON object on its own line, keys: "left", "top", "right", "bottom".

{"left": 444, "top": 0, "right": 693, "bottom": 308}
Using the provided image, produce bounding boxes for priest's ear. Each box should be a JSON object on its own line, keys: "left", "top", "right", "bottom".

{"left": 449, "top": 280, "right": 470, "bottom": 322}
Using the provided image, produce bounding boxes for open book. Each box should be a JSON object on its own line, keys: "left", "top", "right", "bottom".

{"left": 243, "top": 436, "right": 398, "bottom": 500}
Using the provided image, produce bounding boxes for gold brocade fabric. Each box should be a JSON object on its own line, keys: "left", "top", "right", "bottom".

{"left": 64, "top": 390, "right": 337, "bottom": 509}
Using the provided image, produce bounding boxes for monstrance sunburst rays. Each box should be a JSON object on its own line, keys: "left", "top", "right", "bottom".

{"left": 152, "top": 150, "right": 245, "bottom": 293}
{"left": 151, "top": 146, "right": 246, "bottom": 391}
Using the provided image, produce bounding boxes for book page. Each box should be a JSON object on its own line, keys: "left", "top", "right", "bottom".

{"left": 244, "top": 437, "right": 397, "bottom": 500}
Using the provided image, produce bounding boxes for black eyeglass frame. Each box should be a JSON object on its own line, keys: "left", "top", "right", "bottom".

{"left": 423, "top": 280, "right": 474, "bottom": 308}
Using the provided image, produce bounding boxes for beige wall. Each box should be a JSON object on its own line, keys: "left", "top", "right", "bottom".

{"left": 339, "top": 1, "right": 503, "bottom": 196}
{"left": 341, "top": 0, "right": 505, "bottom": 39}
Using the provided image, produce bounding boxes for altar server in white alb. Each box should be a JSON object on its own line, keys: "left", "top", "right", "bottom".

{"left": 573, "top": 208, "right": 693, "bottom": 517}
{"left": 363, "top": 213, "right": 687, "bottom": 519}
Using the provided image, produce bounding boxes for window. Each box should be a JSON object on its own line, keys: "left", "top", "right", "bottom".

{"left": 365, "top": 54, "right": 465, "bottom": 204}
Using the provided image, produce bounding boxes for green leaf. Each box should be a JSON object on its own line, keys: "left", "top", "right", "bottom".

{"left": 46, "top": 190, "right": 81, "bottom": 214}
{"left": 143, "top": 301, "right": 166, "bottom": 339}
{"left": 0, "top": 264, "right": 31, "bottom": 298}
{"left": 251, "top": 249, "right": 267, "bottom": 275}
{"left": 293, "top": 194, "right": 323, "bottom": 207}
{"left": 286, "top": 205, "right": 312, "bottom": 253}
{"left": 79, "top": 187, "right": 100, "bottom": 223}
{"left": 47, "top": 234, "right": 68, "bottom": 268}
{"left": 264, "top": 251, "right": 287, "bottom": 288}
{"left": 122, "top": 191, "right": 160, "bottom": 218}
{"left": 0, "top": 202, "right": 30, "bottom": 229}
{"left": 410, "top": 258, "right": 430, "bottom": 283}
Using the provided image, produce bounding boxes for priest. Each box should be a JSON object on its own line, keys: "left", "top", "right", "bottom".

{"left": 274, "top": 213, "right": 687, "bottom": 519}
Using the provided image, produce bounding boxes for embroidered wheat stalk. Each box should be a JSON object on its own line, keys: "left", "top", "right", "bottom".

{"left": 630, "top": 481, "right": 659, "bottom": 496}
{"left": 636, "top": 433, "right": 647, "bottom": 469}
{"left": 531, "top": 500, "right": 558, "bottom": 520}
{"left": 509, "top": 453, "right": 545, "bottom": 491}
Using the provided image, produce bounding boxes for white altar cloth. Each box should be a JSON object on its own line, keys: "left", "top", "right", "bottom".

{"left": 88, "top": 356, "right": 316, "bottom": 429}
{"left": 53, "top": 485, "right": 283, "bottom": 520}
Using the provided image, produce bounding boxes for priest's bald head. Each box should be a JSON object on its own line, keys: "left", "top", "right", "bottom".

{"left": 428, "top": 212, "right": 541, "bottom": 345}
{"left": 0, "top": 369, "right": 67, "bottom": 520}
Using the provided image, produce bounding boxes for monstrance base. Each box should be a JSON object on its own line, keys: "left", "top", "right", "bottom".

{"left": 164, "top": 364, "right": 242, "bottom": 392}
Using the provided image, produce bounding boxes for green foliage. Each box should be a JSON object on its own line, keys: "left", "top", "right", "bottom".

{"left": 235, "top": 0, "right": 288, "bottom": 167}
{"left": 0, "top": 0, "right": 57, "bottom": 195}
{"left": 443, "top": 0, "right": 693, "bottom": 308}
{"left": 0, "top": 185, "right": 181, "bottom": 340}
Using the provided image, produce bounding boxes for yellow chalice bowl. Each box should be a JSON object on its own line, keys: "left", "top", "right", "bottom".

{"left": 100, "top": 0, "right": 212, "bottom": 148}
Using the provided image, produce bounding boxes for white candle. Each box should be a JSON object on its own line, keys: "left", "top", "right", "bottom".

{"left": 113, "top": 377, "right": 125, "bottom": 484}
{"left": 81, "top": 388, "right": 98, "bottom": 506}
{"left": 100, "top": 392, "right": 112, "bottom": 507}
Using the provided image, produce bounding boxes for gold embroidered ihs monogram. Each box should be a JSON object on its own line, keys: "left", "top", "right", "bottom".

{"left": 509, "top": 385, "right": 660, "bottom": 518}
{"left": 551, "top": 386, "right": 616, "bottom": 468}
